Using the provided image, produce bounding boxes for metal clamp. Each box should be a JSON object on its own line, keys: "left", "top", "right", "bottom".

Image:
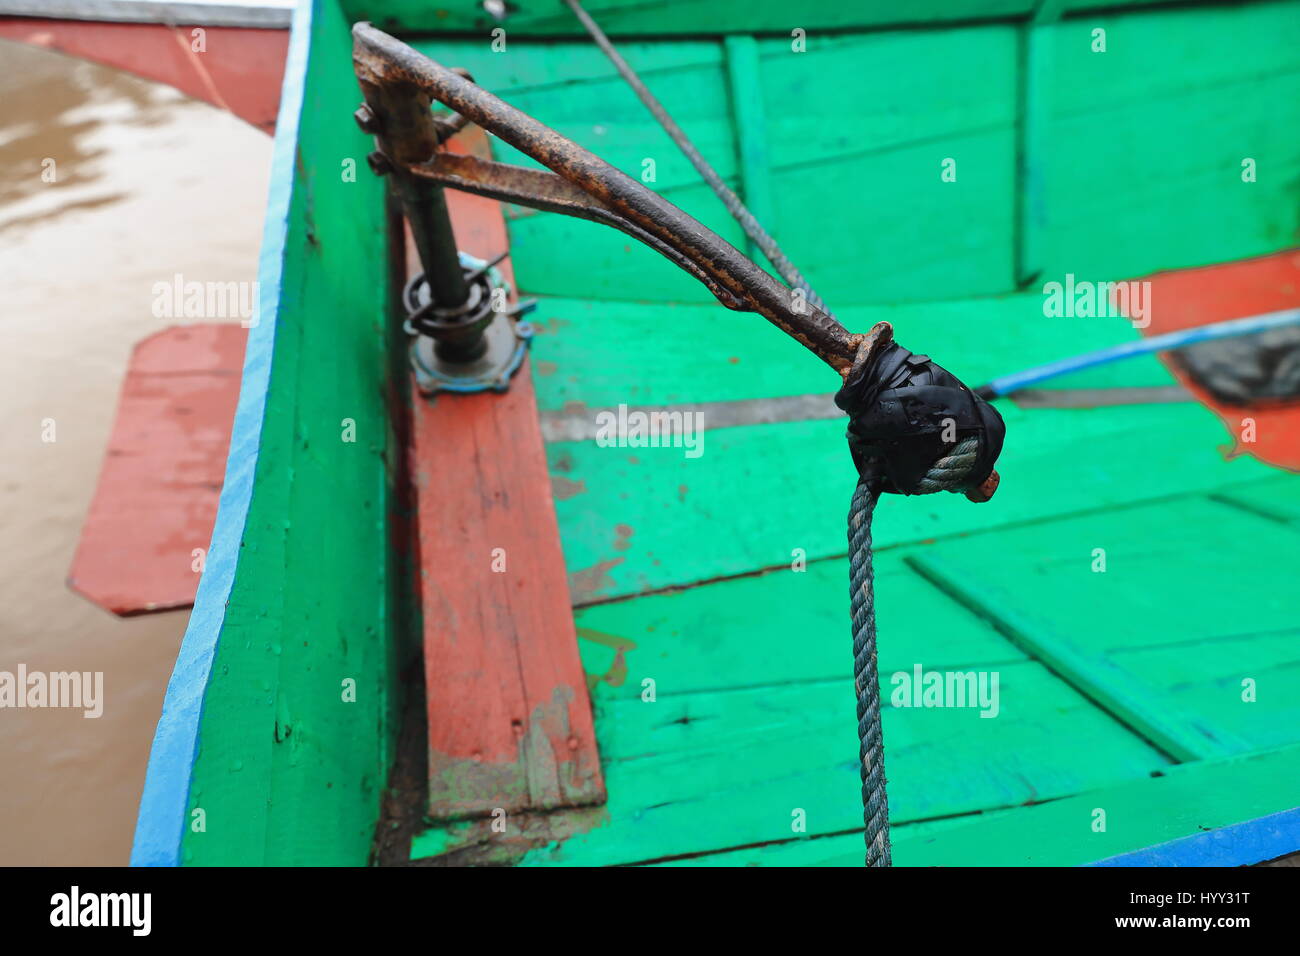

{"left": 405, "top": 252, "right": 534, "bottom": 395}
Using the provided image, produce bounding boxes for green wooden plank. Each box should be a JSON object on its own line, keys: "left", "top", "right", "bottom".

{"left": 411, "top": 3, "right": 1300, "bottom": 310}
{"left": 882, "top": 742, "right": 1300, "bottom": 866}
{"left": 518, "top": 661, "right": 1167, "bottom": 866}
{"left": 914, "top": 496, "right": 1300, "bottom": 656}
{"left": 1108, "top": 630, "right": 1300, "bottom": 754}
{"left": 1040, "top": 4, "right": 1300, "bottom": 285}
{"left": 550, "top": 403, "right": 1275, "bottom": 603}
{"left": 664, "top": 744, "right": 1300, "bottom": 866}
{"left": 527, "top": 297, "right": 837, "bottom": 410}
{"left": 527, "top": 289, "right": 1175, "bottom": 413}
{"left": 1214, "top": 473, "right": 1300, "bottom": 524}
{"left": 575, "top": 549, "right": 1028, "bottom": 706}
{"left": 756, "top": 26, "right": 1018, "bottom": 305}
{"left": 410, "top": 36, "right": 724, "bottom": 101}
{"left": 722, "top": 35, "right": 774, "bottom": 264}
{"left": 651, "top": 809, "right": 1016, "bottom": 866}
{"left": 419, "top": 25, "right": 1021, "bottom": 306}
{"left": 911, "top": 497, "right": 1300, "bottom": 760}
{"left": 1014, "top": 5, "right": 1060, "bottom": 286}
{"left": 357, "top": 0, "right": 1039, "bottom": 37}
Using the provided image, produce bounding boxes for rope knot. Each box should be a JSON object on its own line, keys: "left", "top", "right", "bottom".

{"left": 834, "top": 322, "right": 1005, "bottom": 502}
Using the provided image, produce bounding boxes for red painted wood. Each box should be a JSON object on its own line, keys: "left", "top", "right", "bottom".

{"left": 0, "top": 19, "right": 287, "bottom": 133}
{"left": 1134, "top": 249, "right": 1300, "bottom": 472}
{"left": 412, "top": 129, "right": 604, "bottom": 818}
{"left": 68, "top": 323, "right": 245, "bottom": 615}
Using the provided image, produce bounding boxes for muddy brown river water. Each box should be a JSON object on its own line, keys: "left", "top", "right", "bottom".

{"left": 0, "top": 38, "right": 270, "bottom": 865}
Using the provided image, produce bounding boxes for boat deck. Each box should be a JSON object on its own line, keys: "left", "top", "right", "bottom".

{"left": 127, "top": 0, "right": 1300, "bottom": 869}
{"left": 403, "top": 9, "right": 1300, "bottom": 866}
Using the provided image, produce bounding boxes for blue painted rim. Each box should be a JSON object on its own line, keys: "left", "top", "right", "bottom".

{"left": 129, "top": 0, "right": 315, "bottom": 867}
{"left": 1090, "top": 805, "right": 1300, "bottom": 867}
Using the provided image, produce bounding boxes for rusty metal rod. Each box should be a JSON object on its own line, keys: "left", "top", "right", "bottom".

{"left": 395, "top": 177, "right": 470, "bottom": 309}
{"left": 405, "top": 152, "right": 747, "bottom": 310}
{"left": 352, "top": 22, "right": 857, "bottom": 374}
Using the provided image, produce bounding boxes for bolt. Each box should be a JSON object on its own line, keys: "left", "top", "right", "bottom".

{"left": 366, "top": 150, "right": 393, "bottom": 177}
{"left": 353, "top": 103, "right": 380, "bottom": 134}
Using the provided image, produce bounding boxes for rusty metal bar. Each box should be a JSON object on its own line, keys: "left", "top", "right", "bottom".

{"left": 407, "top": 152, "right": 747, "bottom": 310}
{"left": 352, "top": 22, "right": 857, "bottom": 374}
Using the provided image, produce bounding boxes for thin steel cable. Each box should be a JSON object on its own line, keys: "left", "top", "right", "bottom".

{"left": 849, "top": 437, "right": 978, "bottom": 867}
{"left": 562, "top": 0, "right": 834, "bottom": 318}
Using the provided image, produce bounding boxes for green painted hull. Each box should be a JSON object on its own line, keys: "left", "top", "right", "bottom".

{"left": 136, "top": 0, "right": 1300, "bottom": 866}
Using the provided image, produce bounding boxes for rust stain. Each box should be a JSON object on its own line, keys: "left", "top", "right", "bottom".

{"left": 535, "top": 360, "right": 559, "bottom": 376}
{"left": 569, "top": 556, "right": 624, "bottom": 604}
{"left": 612, "top": 523, "right": 633, "bottom": 552}
{"left": 551, "top": 474, "right": 587, "bottom": 500}
{"left": 577, "top": 627, "right": 637, "bottom": 691}
{"left": 427, "top": 679, "right": 604, "bottom": 818}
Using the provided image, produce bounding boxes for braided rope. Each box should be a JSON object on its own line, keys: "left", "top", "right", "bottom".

{"left": 915, "top": 437, "right": 979, "bottom": 493}
{"left": 849, "top": 437, "right": 979, "bottom": 867}
{"left": 848, "top": 478, "right": 889, "bottom": 866}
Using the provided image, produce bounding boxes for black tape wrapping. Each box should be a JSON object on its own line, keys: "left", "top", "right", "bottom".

{"left": 834, "top": 340, "right": 1005, "bottom": 495}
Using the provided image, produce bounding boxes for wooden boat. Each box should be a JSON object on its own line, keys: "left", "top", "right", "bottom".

{"left": 129, "top": 0, "right": 1300, "bottom": 866}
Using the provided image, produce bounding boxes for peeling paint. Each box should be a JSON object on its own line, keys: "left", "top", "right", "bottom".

{"left": 550, "top": 474, "right": 588, "bottom": 500}
{"left": 569, "top": 556, "right": 624, "bottom": 604}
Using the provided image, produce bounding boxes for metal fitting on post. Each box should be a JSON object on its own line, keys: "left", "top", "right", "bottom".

{"left": 407, "top": 252, "right": 533, "bottom": 395}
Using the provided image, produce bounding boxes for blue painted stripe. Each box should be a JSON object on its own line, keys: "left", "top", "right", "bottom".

{"left": 129, "top": 0, "right": 315, "bottom": 867}
{"left": 984, "top": 306, "right": 1300, "bottom": 397}
{"left": 1090, "top": 806, "right": 1300, "bottom": 867}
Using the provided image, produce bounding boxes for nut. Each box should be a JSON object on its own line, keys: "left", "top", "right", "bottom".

{"left": 366, "top": 150, "right": 393, "bottom": 177}
{"left": 353, "top": 103, "right": 380, "bottom": 134}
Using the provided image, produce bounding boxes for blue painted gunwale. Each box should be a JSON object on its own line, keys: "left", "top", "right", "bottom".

{"left": 1091, "top": 807, "right": 1300, "bottom": 867}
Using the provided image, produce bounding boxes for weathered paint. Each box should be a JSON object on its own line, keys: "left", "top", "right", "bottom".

{"left": 651, "top": 745, "right": 1300, "bottom": 866}
{"left": 342, "top": 0, "right": 1197, "bottom": 37}
{"left": 409, "top": 128, "right": 603, "bottom": 818}
{"left": 69, "top": 324, "right": 244, "bottom": 616}
{"left": 548, "top": 403, "right": 1276, "bottom": 604}
{"left": 1126, "top": 250, "right": 1300, "bottom": 472}
{"left": 913, "top": 497, "right": 1300, "bottom": 757}
{"left": 895, "top": 743, "right": 1300, "bottom": 867}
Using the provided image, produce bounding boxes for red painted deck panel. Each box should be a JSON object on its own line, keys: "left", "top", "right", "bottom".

{"left": 0, "top": 19, "right": 287, "bottom": 133}
{"left": 68, "top": 323, "right": 245, "bottom": 615}
{"left": 1137, "top": 249, "right": 1300, "bottom": 472}
{"left": 412, "top": 130, "right": 605, "bottom": 818}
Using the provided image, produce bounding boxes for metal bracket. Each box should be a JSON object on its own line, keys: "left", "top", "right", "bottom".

{"left": 406, "top": 252, "right": 533, "bottom": 396}
{"left": 352, "top": 21, "right": 857, "bottom": 376}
